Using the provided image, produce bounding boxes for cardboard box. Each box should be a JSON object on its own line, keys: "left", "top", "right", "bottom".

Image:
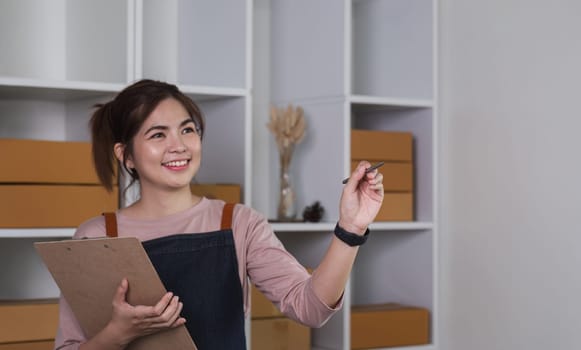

{"left": 191, "top": 183, "right": 241, "bottom": 203}
{"left": 0, "top": 342, "right": 54, "bottom": 350}
{"left": 376, "top": 192, "right": 414, "bottom": 221}
{"left": 351, "top": 130, "right": 413, "bottom": 162}
{"left": 0, "top": 185, "right": 118, "bottom": 228}
{"left": 0, "top": 341, "right": 54, "bottom": 350}
{"left": 351, "top": 303, "right": 429, "bottom": 349}
{"left": 351, "top": 160, "right": 413, "bottom": 192}
{"left": 251, "top": 318, "right": 310, "bottom": 350}
{"left": 0, "top": 300, "right": 58, "bottom": 344}
{"left": 0, "top": 139, "right": 101, "bottom": 184}
{"left": 251, "top": 284, "right": 283, "bottom": 319}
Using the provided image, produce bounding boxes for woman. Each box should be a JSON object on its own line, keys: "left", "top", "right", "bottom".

{"left": 54, "top": 79, "right": 384, "bottom": 349}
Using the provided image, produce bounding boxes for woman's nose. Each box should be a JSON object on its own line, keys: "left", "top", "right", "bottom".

{"left": 168, "top": 134, "right": 186, "bottom": 152}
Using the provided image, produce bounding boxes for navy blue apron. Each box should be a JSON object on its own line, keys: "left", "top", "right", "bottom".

{"left": 103, "top": 203, "right": 246, "bottom": 349}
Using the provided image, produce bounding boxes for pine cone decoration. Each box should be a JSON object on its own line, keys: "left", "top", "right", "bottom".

{"left": 303, "top": 201, "right": 325, "bottom": 222}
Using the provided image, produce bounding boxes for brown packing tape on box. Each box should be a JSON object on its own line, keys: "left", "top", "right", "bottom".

{"left": 0, "top": 185, "right": 118, "bottom": 228}
{"left": 351, "top": 129, "right": 413, "bottom": 162}
{"left": 351, "top": 160, "right": 413, "bottom": 192}
{"left": 191, "top": 183, "right": 241, "bottom": 203}
{"left": 251, "top": 318, "right": 310, "bottom": 350}
{"left": 0, "top": 300, "right": 59, "bottom": 343}
{"left": 0, "top": 139, "right": 103, "bottom": 184}
{"left": 376, "top": 192, "right": 414, "bottom": 221}
{"left": 351, "top": 303, "right": 430, "bottom": 349}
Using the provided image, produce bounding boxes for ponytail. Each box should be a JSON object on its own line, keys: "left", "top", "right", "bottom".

{"left": 90, "top": 101, "right": 117, "bottom": 192}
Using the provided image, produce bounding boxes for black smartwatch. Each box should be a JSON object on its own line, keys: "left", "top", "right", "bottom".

{"left": 334, "top": 223, "right": 370, "bottom": 246}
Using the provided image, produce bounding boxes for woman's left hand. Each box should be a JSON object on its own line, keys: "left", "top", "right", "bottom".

{"left": 338, "top": 161, "right": 384, "bottom": 234}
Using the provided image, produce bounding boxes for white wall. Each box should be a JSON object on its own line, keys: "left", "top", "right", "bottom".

{"left": 440, "top": 1, "right": 581, "bottom": 349}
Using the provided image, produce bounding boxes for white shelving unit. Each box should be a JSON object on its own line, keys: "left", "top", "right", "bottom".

{"left": 1, "top": 0, "right": 436, "bottom": 348}
{"left": 0, "top": 0, "right": 134, "bottom": 299}
{"left": 267, "top": 0, "right": 438, "bottom": 349}
{"left": 0, "top": 0, "right": 253, "bottom": 303}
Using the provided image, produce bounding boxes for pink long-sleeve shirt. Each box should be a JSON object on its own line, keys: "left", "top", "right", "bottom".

{"left": 54, "top": 198, "right": 340, "bottom": 349}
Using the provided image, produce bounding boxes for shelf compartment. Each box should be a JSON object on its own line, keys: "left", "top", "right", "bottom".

{"left": 352, "top": 0, "right": 433, "bottom": 99}
{"left": 0, "top": 0, "right": 130, "bottom": 84}
{"left": 194, "top": 97, "right": 248, "bottom": 195}
{"left": 141, "top": 0, "right": 248, "bottom": 89}
{"left": 0, "top": 238, "right": 63, "bottom": 299}
{"left": 351, "top": 230, "right": 434, "bottom": 310}
{"left": 270, "top": 0, "right": 347, "bottom": 103}
{"left": 352, "top": 107, "right": 434, "bottom": 222}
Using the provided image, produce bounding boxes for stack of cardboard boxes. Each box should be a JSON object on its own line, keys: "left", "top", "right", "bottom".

{"left": 0, "top": 139, "right": 119, "bottom": 228}
{"left": 0, "top": 139, "right": 119, "bottom": 348}
{"left": 250, "top": 284, "right": 311, "bottom": 350}
{"left": 351, "top": 303, "right": 430, "bottom": 349}
{"left": 0, "top": 301, "right": 59, "bottom": 350}
{"left": 351, "top": 130, "right": 414, "bottom": 221}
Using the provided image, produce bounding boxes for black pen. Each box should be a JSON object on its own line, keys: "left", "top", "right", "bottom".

{"left": 342, "top": 161, "right": 385, "bottom": 184}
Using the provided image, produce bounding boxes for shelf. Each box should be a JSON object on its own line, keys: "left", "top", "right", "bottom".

{"left": 0, "top": 228, "right": 75, "bottom": 239}
{"left": 179, "top": 84, "right": 248, "bottom": 101}
{"left": 270, "top": 222, "right": 335, "bottom": 232}
{"left": 369, "top": 345, "right": 436, "bottom": 350}
{"left": 0, "top": 77, "right": 124, "bottom": 101}
{"left": 350, "top": 94, "right": 433, "bottom": 110}
{"left": 313, "top": 344, "right": 435, "bottom": 350}
{"left": 270, "top": 221, "right": 433, "bottom": 232}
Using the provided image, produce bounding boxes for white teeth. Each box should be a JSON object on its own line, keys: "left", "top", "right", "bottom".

{"left": 164, "top": 160, "right": 188, "bottom": 167}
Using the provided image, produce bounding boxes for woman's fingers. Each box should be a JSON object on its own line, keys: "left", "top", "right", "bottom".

{"left": 135, "top": 293, "right": 185, "bottom": 329}
{"left": 368, "top": 172, "right": 384, "bottom": 191}
{"left": 150, "top": 292, "right": 175, "bottom": 317}
{"left": 112, "top": 278, "right": 129, "bottom": 307}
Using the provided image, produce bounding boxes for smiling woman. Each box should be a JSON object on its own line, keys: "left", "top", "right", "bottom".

{"left": 112, "top": 98, "right": 202, "bottom": 203}
{"left": 90, "top": 79, "right": 205, "bottom": 197}
{"left": 53, "top": 79, "right": 385, "bottom": 350}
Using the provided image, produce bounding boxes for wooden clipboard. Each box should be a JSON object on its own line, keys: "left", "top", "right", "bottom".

{"left": 34, "top": 237, "right": 197, "bottom": 349}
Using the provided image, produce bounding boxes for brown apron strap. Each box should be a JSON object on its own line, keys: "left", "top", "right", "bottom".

{"left": 220, "top": 203, "right": 235, "bottom": 230}
{"left": 102, "top": 212, "right": 118, "bottom": 237}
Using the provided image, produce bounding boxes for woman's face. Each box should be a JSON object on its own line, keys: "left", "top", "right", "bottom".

{"left": 124, "top": 97, "right": 201, "bottom": 193}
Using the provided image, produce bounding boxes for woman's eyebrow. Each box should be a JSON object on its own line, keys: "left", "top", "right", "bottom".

{"left": 144, "top": 124, "right": 168, "bottom": 135}
{"left": 180, "top": 118, "right": 195, "bottom": 127}
{"left": 144, "top": 118, "right": 194, "bottom": 135}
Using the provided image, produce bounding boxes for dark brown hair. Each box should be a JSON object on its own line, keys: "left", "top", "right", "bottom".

{"left": 90, "top": 79, "right": 204, "bottom": 192}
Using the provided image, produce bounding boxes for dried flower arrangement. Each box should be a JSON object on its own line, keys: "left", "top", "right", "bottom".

{"left": 267, "top": 104, "right": 307, "bottom": 220}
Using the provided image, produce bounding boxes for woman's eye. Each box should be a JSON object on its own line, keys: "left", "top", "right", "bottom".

{"left": 182, "top": 127, "right": 196, "bottom": 134}
{"left": 150, "top": 132, "right": 164, "bottom": 139}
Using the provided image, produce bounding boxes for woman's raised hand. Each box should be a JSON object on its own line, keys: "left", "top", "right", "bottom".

{"left": 338, "top": 161, "right": 384, "bottom": 234}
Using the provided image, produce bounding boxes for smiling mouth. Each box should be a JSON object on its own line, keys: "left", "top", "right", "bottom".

{"left": 162, "top": 160, "right": 190, "bottom": 167}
